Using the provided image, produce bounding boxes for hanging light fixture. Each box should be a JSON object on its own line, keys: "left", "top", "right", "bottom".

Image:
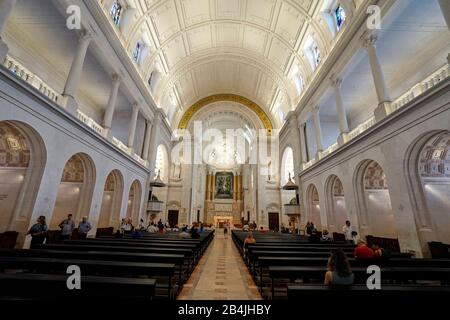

{"left": 150, "top": 169, "right": 166, "bottom": 188}
{"left": 282, "top": 172, "right": 298, "bottom": 190}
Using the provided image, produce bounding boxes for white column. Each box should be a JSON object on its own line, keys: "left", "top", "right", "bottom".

{"left": 331, "top": 77, "right": 349, "bottom": 145}
{"left": 312, "top": 107, "right": 323, "bottom": 158}
{"left": 298, "top": 122, "right": 308, "bottom": 164}
{"left": 0, "top": 0, "right": 17, "bottom": 61}
{"left": 62, "top": 30, "right": 92, "bottom": 112}
{"left": 127, "top": 103, "right": 140, "bottom": 149}
{"left": 103, "top": 74, "right": 121, "bottom": 137}
{"left": 147, "top": 111, "right": 163, "bottom": 176}
{"left": 362, "top": 34, "right": 391, "bottom": 121}
{"left": 142, "top": 119, "right": 152, "bottom": 161}
{"left": 438, "top": 0, "right": 450, "bottom": 64}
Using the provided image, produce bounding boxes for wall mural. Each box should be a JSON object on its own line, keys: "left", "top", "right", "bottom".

{"left": 215, "top": 171, "right": 233, "bottom": 199}
{"left": 0, "top": 123, "right": 30, "bottom": 168}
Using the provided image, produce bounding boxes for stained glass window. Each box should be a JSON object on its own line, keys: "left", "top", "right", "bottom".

{"left": 335, "top": 5, "right": 346, "bottom": 30}
{"left": 132, "top": 42, "right": 142, "bottom": 62}
{"left": 110, "top": 1, "right": 122, "bottom": 26}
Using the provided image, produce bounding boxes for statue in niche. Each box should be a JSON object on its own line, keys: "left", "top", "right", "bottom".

{"left": 215, "top": 172, "right": 233, "bottom": 199}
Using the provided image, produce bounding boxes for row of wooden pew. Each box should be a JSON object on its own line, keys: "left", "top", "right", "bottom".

{"left": 232, "top": 231, "right": 450, "bottom": 300}
{"left": 0, "top": 230, "right": 214, "bottom": 300}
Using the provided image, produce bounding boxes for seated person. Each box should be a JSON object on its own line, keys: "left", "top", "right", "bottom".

{"left": 259, "top": 226, "right": 267, "bottom": 233}
{"left": 372, "top": 242, "right": 389, "bottom": 260}
{"left": 243, "top": 232, "right": 256, "bottom": 260}
{"left": 308, "top": 229, "right": 320, "bottom": 243}
{"left": 131, "top": 229, "right": 142, "bottom": 239}
{"left": 354, "top": 239, "right": 374, "bottom": 259}
{"left": 243, "top": 224, "right": 250, "bottom": 231}
{"left": 324, "top": 249, "right": 354, "bottom": 286}
{"left": 190, "top": 227, "right": 200, "bottom": 239}
{"left": 321, "top": 230, "right": 332, "bottom": 242}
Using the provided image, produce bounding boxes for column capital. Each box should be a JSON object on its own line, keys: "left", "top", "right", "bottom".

{"left": 330, "top": 76, "right": 343, "bottom": 88}
{"left": 111, "top": 73, "right": 121, "bottom": 84}
{"left": 132, "top": 102, "right": 140, "bottom": 111}
{"left": 361, "top": 33, "right": 378, "bottom": 48}
{"left": 311, "top": 104, "right": 321, "bottom": 114}
{"left": 79, "top": 29, "right": 93, "bottom": 42}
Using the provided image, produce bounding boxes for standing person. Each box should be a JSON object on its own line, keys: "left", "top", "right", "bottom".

{"left": 342, "top": 220, "right": 355, "bottom": 241}
{"left": 243, "top": 232, "right": 256, "bottom": 261}
{"left": 59, "top": 214, "right": 75, "bottom": 241}
{"left": 27, "top": 216, "right": 48, "bottom": 248}
{"left": 123, "top": 218, "right": 133, "bottom": 234}
{"left": 223, "top": 221, "right": 229, "bottom": 239}
{"left": 78, "top": 216, "right": 91, "bottom": 240}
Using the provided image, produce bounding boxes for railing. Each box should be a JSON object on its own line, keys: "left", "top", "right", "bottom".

{"left": 391, "top": 63, "right": 450, "bottom": 112}
{"left": 3, "top": 53, "right": 151, "bottom": 168}
{"left": 320, "top": 142, "right": 339, "bottom": 158}
{"left": 3, "top": 55, "right": 61, "bottom": 103}
{"left": 303, "top": 63, "right": 450, "bottom": 172}
{"left": 283, "top": 204, "right": 301, "bottom": 215}
{"left": 76, "top": 110, "right": 105, "bottom": 136}
{"left": 347, "top": 116, "right": 376, "bottom": 141}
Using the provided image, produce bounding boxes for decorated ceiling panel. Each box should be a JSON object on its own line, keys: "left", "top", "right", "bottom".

{"left": 103, "top": 0, "right": 361, "bottom": 128}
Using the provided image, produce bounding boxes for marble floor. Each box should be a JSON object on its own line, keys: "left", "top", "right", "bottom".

{"left": 177, "top": 230, "right": 262, "bottom": 300}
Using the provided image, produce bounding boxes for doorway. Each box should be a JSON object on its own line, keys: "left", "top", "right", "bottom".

{"left": 168, "top": 210, "right": 179, "bottom": 227}
{"left": 268, "top": 212, "right": 280, "bottom": 231}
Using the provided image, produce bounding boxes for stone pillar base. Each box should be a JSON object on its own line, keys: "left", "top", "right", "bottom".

{"left": 337, "top": 132, "right": 348, "bottom": 146}
{"left": 315, "top": 150, "right": 323, "bottom": 160}
{"left": 0, "top": 39, "right": 8, "bottom": 63}
{"left": 104, "top": 128, "right": 113, "bottom": 140}
{"left": 374, "top": 101, "right": 392, "bottom": 122}
{"left": 61, "top": 95, "right": 79, "bottom": 116}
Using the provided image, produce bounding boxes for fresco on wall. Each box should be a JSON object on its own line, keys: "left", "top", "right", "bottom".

{"left": 215, "top": 171, "right": 233, "bottom": 199}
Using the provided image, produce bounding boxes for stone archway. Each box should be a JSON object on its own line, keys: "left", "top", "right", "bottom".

{"left": 98, "top": 170, "right": 124, "bottom": 229}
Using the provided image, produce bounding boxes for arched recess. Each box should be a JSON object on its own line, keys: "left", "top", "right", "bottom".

{"left": 354, "top": 160, "right": 397, "bottom": 238}
{"left": 126, "top": 179, "right": 142, "bottom": 225}
{"left": 325, "top": 175, "right": 349, "bottom": 233}
{"left": 50, "top": 153, "right": 96, "bottom": 229}
{"left": 98, "top": 170, "right": 124, "bottom": 229}
{"left": 406, "top": 131, "right": 450, "bottom": 245}
{"left": 306, "top": 184, "right": 322, "bottom": 230}
{"left": 0, "top": 121, "right": 46, "bottom": 237}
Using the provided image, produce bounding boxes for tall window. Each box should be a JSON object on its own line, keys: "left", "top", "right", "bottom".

{"left": 294, "top": 73, "right": 305, "bottom": 94}
{"left": 335, "top": 5, "right": 346, "bottom": 30}
{"left": 313, "top": 45, "right": 321, "bottom": 67}
{"left": 132, "top": 42, "right": 142, "bottom": 62}
{"left": 110, "top": 1, "right": 122, "bottom": 26}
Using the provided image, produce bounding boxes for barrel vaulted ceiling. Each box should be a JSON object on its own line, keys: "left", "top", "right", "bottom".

{"left": 99, "top": 0, "right": 364, "bottom": 127}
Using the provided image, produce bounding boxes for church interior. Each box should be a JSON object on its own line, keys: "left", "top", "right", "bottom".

{"left": 0, "top": 0, "right": 449, "bottom": 304}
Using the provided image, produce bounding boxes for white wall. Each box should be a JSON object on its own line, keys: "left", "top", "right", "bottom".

{"left": 298, "top": 81, "right": 450, "bottom": 257}
{"left": 0, "top": 168, "right": 27, "bottom": 232}
{"left": 0, "top": 71, "right": 150, "bottom": 245}
{"left": 365, "top": 190, "right": 397, "bottom": 238}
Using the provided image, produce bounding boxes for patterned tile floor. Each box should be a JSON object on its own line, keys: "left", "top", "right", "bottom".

{"left": 177, "top": 230, "right": 262, "bottom": 300}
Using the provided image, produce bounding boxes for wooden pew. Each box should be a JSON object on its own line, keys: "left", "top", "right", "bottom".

{"left": 0, "top": 249, "right": 186, "bottom": 286}
{"left": 0, "top": 273, "right": 156, "bottom": 301}
{"left": 287, "top": 284, "right": 450, "bottom": 301}
{"left": 0, "top": 257, "right": 176, "bottom": 299}
{"left": 269, "top": 266, "right": 450, "bottom": 299}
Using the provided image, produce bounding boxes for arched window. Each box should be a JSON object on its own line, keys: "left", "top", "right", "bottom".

{"left": 335, "top": 5, "right": 347, "bottom": 30}
{"left": 132, "top": 41, "right": 142, "bottom": 62}
{"left": 110, "top": 1, "right": 122, "bottom": 26}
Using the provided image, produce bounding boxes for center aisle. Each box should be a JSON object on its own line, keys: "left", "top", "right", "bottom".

{"left": 178, "top": 229, "right": 262, "bottom": 300}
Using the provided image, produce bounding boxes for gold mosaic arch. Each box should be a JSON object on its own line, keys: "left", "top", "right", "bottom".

{"left": 178, "top": 94, "right": 273, "bottom": 134}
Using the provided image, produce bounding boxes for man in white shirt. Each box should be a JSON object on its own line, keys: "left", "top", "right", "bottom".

{"left": 342, "top": 220, "right": 355, "bottom": 241}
